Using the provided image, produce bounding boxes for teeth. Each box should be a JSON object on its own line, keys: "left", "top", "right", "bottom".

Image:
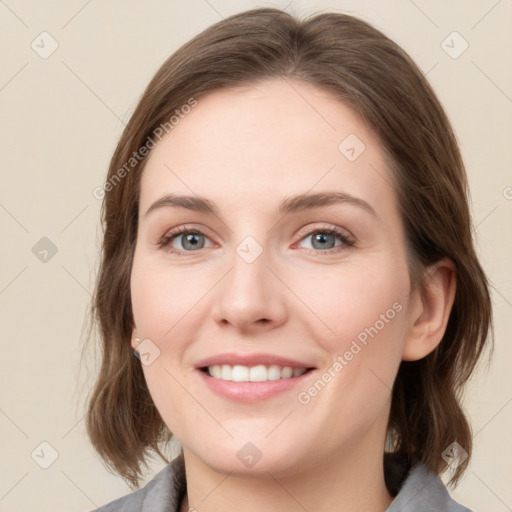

{"left": 221, "top": 364, "right": 232, "bottom": 380}
{"left": 282, "top": 366, "right": 293, "bottom": 378}
{"left": 267, "top": 365, "right": 282, "bottom": 381}
{"left": 207, "top": 364, "right": 307, "bottom": 382}
{"left": 211, "top": 365, "right": 222, "bottom": 379}
{"left": 232, "top": 365, "right": 249, "bottom": 381}
{"left": 249, "top": 365, "right": 267, "bottom": 382}
{"left": 292, "top": 367, "right": 306, "bottom": 377}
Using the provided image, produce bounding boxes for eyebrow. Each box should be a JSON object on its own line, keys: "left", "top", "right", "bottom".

{"left": 144, "top": 192, "right": 377, "bottom": 219}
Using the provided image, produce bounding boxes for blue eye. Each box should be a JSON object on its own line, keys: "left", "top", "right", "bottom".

{"left": 297, "top": 228, "right": 354, "bottom": 253}
{"left": 159, "top": 227, "right": 213, "bottom": 253}
{"left": 159, "top": 225, "right": 354, "bottom": 255}
{"left": 176, "top": 232, "right": 207, "bottom": 250}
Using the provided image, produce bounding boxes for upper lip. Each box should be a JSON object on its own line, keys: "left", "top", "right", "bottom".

{"left": 195, "top": 353, "right": 315, "bottom": 369}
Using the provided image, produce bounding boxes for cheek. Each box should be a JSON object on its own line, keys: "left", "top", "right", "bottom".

{"left": 130, "top": 255, "right": 208, "bottom": 340}
{"left": 295, "top": 258, "right": 409, "bottom": 353}
{"left": 292, "top": 258, "right": 409, "bottom": 416}
{"left": 130, "top": 254, "right": 219, "bottom": 420}
{"left": 130, "top": 255, "right": 203, "bottom": 437}
{"left": 291, "top": 259, "right": 408, "bottom": 432}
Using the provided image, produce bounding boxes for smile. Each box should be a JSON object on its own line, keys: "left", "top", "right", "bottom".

{"left": 195, "top": 353, "right": 316, "bottom": 401}
{"left": 204, "top": 364, "right": 308, "bottom": 382}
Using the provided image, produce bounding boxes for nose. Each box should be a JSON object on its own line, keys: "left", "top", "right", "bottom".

{"left": 211, "top": 237, "right": 288, "bottom": 333}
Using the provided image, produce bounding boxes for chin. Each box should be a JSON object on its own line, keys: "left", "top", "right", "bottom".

{"left": 186, "top": 436, "right": 306, "bottom": 477}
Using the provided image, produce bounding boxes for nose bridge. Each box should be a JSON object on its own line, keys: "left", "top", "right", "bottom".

{"left": 226, "top": 233, "right": 271, "bottom": 303}
{"left": 212, "top": 230, "right": 286, "bottom": 329}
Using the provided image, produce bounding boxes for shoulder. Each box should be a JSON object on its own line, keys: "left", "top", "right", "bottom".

{"left": 90, "top": 455, "right": 186, "bottom": 512}
{"left": 386, "top": 462, "right": 473, "bottom": 512}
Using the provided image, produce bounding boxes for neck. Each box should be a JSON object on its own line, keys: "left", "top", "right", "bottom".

{"left": 180, "top": 440, "right": 393, "bottom": 512}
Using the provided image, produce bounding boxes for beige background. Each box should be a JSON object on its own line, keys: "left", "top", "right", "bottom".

{"left": 0, "top": 1, "right": 511, "bottom": 511}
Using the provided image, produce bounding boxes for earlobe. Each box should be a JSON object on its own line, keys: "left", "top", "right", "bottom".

{"left": 402, "top": 258, "right": 457, "bottom": 361}
{"left": 131, "top": 328, "right": 141, "bottom": 350}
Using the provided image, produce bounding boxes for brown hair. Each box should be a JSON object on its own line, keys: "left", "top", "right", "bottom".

{"left": 84, "top": 7, "right": 492, "bottom": 490}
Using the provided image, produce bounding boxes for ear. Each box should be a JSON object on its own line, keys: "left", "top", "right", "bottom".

{"left": 131, "top": 327, "right": 141, "bottom": 351}
{"left": 402, "top": 258, "right": 457, "bottom": 361}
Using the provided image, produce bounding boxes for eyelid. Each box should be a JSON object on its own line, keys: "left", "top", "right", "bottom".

{"left": 158, "top": 222, "right": 355, "bottom": 255}
{"left": 292, "top": 223, "right": 355, "bottom": 254}
{"left": 294, "top": 222, "right": 354, "bottom": 243}
{"left": 158, "top": 224, "right": 214, "bottom": 249}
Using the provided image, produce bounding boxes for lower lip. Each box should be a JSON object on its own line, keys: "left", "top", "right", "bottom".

{"left": 196, "top": 369, "right": 314, "bottom": 402}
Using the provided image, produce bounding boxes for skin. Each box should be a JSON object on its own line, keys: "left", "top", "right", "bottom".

{"left": 130, "top": 77, "right": 456, "bottom": 512}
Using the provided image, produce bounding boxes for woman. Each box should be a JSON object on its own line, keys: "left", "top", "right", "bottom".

{"left": 86, "top": 7, "right": 492, "bottom": 511}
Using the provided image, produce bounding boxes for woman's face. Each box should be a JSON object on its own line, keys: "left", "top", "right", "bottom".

{"left": 131, "top": 78, "right": 415, "bottom": 477}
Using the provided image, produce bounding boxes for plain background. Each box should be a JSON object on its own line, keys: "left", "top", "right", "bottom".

{"left": 0, "top": 1, "right": 511, "bottom": 511}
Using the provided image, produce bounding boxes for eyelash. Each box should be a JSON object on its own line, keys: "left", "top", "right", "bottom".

{"left": 157, "top": 224, "right": 355, "bottom": 256}
{"left": 295, "top": 225, "right": 355, "bottom": 254}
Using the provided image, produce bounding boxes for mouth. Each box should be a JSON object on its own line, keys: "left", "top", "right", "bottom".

{"left": 194, "top": 353, "right": 316, "bottom": 402}
{"left": 200, "top": 364, "right": 314, "bottom": 382}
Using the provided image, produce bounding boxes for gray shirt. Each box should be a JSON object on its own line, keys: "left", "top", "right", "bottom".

{"left": 93, "top": 455, "right": 472, "bottom": 511}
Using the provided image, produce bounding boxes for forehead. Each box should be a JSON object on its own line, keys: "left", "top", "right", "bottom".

{"left": 139, "top": 77, "right": 394, "bottom": 214}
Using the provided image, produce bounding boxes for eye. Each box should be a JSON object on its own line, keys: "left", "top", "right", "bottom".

{"left": 158, "top": 226, "right": 214, "bottom": 254}
{"left": 295, "top": 225, "right": 355, "bottom": 254}
{"left": 158, "top": 223, "right": 355, "bottom": 256}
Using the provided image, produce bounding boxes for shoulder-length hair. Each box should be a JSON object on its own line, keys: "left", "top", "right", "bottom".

{"left": 85, "top": 7, "right": 492, "bottom": 490}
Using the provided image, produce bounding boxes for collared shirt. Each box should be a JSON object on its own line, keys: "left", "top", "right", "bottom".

{"left": 93, "top": 454, "right": 472, "bottom": 511}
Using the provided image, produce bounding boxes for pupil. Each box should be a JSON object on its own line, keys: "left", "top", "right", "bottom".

{"left": 184, "top": 233, "right": 203, "bottom": 250}
{"left": 313, "top": 233, "right": 334, "bottom": 250}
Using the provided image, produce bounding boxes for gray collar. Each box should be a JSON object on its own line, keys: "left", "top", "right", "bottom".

{"left": 95, "top": 454, "right": 472, "bottom": 511}
{"left": 385, "top": 462, "right": 471, "bottom": 511}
